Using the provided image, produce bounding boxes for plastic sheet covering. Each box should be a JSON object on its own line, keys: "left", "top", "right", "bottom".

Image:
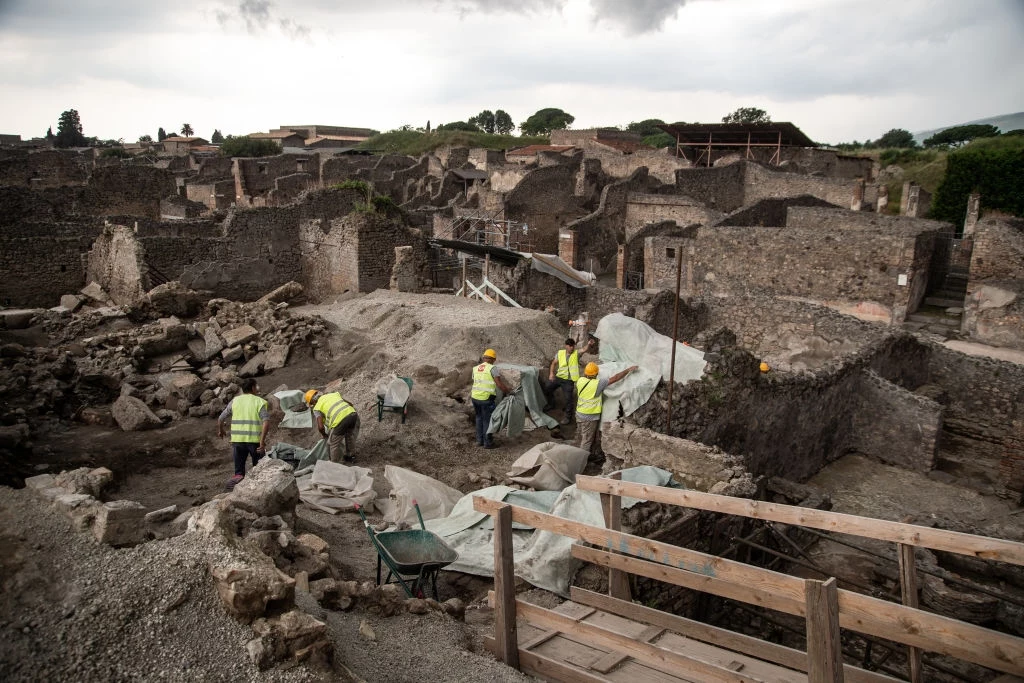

{"left": 296, "top": 459, "right": 376, "bottom": 514}
{"left": 267, "top": 440, "right": 330, "bottom": 471}
{"left": 507, "top": 442, "right": 589, "bottom": 491}
{"left": 376, "top": 375, "right": 411, "bottom": 408}
{"left": 529, "top": 253, "right": 597, "bottom": 288}
{"left": 488, "top": 364, "right": 558, "bottom": 437}
{"left": 275, "top": 390, "right": 313, "bottom": 429}
{"left": 378, "top": 465, "right": 463, "bottom": 526}
{"left": 423, "top": 466, "right": 676, "bottom": 596}
{"left": 593, "top": 313, "right": 707, "bottom": 420}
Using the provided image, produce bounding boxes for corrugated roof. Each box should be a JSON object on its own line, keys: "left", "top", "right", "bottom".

{"left": 451, "top": 168, "right": 489, "bottom": 181}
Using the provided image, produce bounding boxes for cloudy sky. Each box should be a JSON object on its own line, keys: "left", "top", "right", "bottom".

{"left": 0, "top": 0, "right": 1021, "bottom": 144}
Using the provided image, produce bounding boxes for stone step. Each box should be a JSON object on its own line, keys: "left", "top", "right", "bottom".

{"left": 924, "top": 296, "right": 965, "bottom": 308}
{"left": 907, "top": 313, "right": 960, "bottom": 327}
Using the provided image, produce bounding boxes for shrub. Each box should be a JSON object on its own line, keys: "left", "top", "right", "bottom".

{"left": 219, "top": 136, "right": 281, "bottom": 158}
{"left": 331, "top": 179, "right": 371, "bottom": 195}
{"left": 930, "top": 136, "right": 1024, "bottom": 226}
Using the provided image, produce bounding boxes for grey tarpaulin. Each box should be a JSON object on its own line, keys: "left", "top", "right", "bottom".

{"left": 487, "top": 364, "right": 557, "bottom": 437}
{"left": 421, "top": 466, "right": 677, "bottom": 596}
{"left": 528, "top": 253, "right": 596, "bottom": 288}
{"left": 274, "top": 389, "right": 313, "bottom": 429}
{"left": 267, "top": 440, "right": 330, "bottom": 471}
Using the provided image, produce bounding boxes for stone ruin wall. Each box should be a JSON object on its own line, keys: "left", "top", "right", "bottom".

{"left": 566, "top": 168, "right": 649, "bottom": 274}
{"left": 785, "top": 205, "right": 953, "bottom": 235}
{"left": 624, "top": 193, "right": 720, "bottom": 242}
{"left": 577, "top": 145, "right": 687, "bottom": 185}
{"left": 780, "top": 148, "right": 874, "bottom": 179}
{"left": 744, "top": 163, "right": 855, "bottom": 208}
{"left": 0, "top": 148, "right": 92, "bottom": 188}
{"left": 968, "top": 216, "right": 1024, "bottom": 282}
{"left": 504, "top": 161, "right": 587, "bottom": 254}
{"left": 0, "top": 221, "right": 100, "bottom": 307}
{"left": 716, "top": 196, "right": 840, "bottom": 227}
{"left": 674, "top": 163, "right": 747, "bottom": 212}
{"left": 85, "top": 225, "right": 149, "bottom": 303}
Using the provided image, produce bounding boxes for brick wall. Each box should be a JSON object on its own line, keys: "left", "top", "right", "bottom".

{"left": 625, "top": 192, "right": 720, "bottom": 241}
{"left": 674, "top": 163, "right": 747, "bottom": 212}
{"left": 566, "top": 168, "right": 649, "bottom": 274}
{"left": 968, "top": 216, "right": 1024, "bottom": 281}
{"left": 504, "top": 160, "right": 587, "bottom": 253}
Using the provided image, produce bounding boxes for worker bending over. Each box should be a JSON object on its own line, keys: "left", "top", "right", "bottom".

{"left": 471, "top": 348, "right": 512, "bottom": 449}
{"left": 217, "top": 378, "right": 270, "bottom": 489}
{"left": 305, "top": 388, "right": 360, "bottom": 463}
{"left": 575, "top": 362, "right": 637, "bottom": 456}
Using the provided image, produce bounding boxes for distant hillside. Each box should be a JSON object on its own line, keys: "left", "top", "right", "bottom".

{"left": 913, "top": 112, "right": 1024, "bottom": 144}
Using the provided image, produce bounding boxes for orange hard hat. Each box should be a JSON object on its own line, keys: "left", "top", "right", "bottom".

{"left": 759, "top": 362, "right": 770, "bottom": 373}
{"left": 584, "top": 362, "right": 599, "bottom": 377}
{"left": 482, "top": 348, "right": 496, "bottom": 359}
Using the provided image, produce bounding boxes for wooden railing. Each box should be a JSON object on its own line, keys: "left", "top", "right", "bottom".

{"left": 472, "top": 475, "right": 1024, "bottom": 683}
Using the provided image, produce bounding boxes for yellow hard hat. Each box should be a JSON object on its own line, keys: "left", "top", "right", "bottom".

{"left": 759, "top": 362, "right": 770, "bottom": 373}
{"left": 304, "top": 389, "right": 319, "bottom": 405}
{"left": 584, "top": 362, "right": 599, "bottom": 377}
{"left": 482, "top": 348, "right": 497, "bottom": 359}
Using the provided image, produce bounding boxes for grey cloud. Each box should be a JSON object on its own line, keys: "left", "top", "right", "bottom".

{"left": 589, "top": 0, "right": 690, "bottom": 34}
{"left": 216, "top": 0, "right": 311, "bottom": 40}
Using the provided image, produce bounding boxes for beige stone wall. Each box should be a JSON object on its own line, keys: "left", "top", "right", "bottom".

{"left": 625, "top": 193, "right": 718, "bottom": 241}
{"left": 85, "top": 224, "right": 148, "bottom": 304}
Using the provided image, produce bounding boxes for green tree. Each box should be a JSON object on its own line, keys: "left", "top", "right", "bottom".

{"left": 468, "top": 110, "right": 495, "bottom": 134}
{"left": 54, "top": 109, "right": 87, "bottom": 148}
{"left": 721, "top": 107, "right": 771, "bottom": 124}
{"left": 931, "top": 136, "right": 1024, "bottom": 225}
{"left": 874, "top": 128, "right": 917, "bottom": 148}
{"left": 210, "top": 129, "right": 224, "bottom": 144}
{"left": 45, "top": 126, "right": 54, "bottom": 142}
{"left": 100, "top": 147, "right": 130, "bottom": 159}
{"left": 626, "top": 118, "right": 666, "bottom": 137}
{"left": 219, "top": 135, "right": 282, "bottom": 157}
{"left": 924, "top": 124, "right": 1001, "bottom": 148}
{"left": 181, "top": 123, "right": 194, "bottom": 137}
{"left": 158, "top": 127, "right": 167, "bottom": 142}
{"left": 520, "top": 108, "right": 574, "bottom": 136}
{"left": 643, "top": 132, "right": 675, "bottom": 148}
{"left": 436, "top": 121, "right": 480, "bottom": 132}
{"left": 494, "top": 110, "right": 514, "bottom": 135}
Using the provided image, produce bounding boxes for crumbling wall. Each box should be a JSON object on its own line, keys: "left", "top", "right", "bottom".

{"left": 625, "top": 193, "right": 720, "bottom": 241}
{"left": 780, "top": 148, "right": 874, "bottom": 179}
{"left": 716, "top": 196, "right": 840, "bottom": 227}
{"left": 674, "top": 163, "right": 747, "bottom": 212}
{"left": 86, "top": 224, "right": 149, "bottom": 303}
{"left": 186, "top": 179, "right": 235, "bottom": 210}
{"left": 234, "top": 154, "right": 320, "bottom": 204}
{"left": 968, "top": 216, "right": 1024, "bottom": 281}
{"left": 80, "top": 166, "right": 177, "bottom": 219}
{"left": 590, "top": 149, "right": 689, "bottom": 185}
{"left": 566, "top": 168, "right": 649, "bottom": 274}
{"left": 926, "top": 345, "right": 1024, "bottom": 500}
{"left": 0, "top": 222, "right": 99, "bottom": 307}
{"left": 785, "top": 206, "right": 952, "bottom": 235}
{"left": 583, "top": 286, "right": 707, "bottom": 340}
{"left": 0, "top": 148, "right": 91, "bottom": 187}
{"left": 745, "top": 163, "right": 855, "bottom": 207}
{"left": 504, "top": 159, "right": 587, "bottom": 253}
{"left": 320, "top": 155, "right": 379, "bottom": 186}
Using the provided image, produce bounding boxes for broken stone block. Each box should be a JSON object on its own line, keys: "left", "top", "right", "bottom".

{"left": 136, "top": 324, "right": 188, "bottom": 357}
{"left": 238, "top": 352, "right": 267, "bottom": 378}
{"left": 54, "top": 467, "right": 114, "bottom": 497}
{"left": 196, "top": 326, "right": 224, "bottom": 361}
{"left": 228, "top": 459, "right": 298, "bottom": 519}
{"left": 210, "top": 555, "right": 295, "bottom": 623}
{"left": 80, "top": 282, "right": 113, "bottom": 306}
{"left": 296, "top": 533, "right": 328, "bottom": 555}
{"left": 258, "top": 281, "right": 305, "bottom": 305}
{"left": 157, "top": 371, "right": 204, "bottom": 404}
{"left": 221, "top": 324, "right": 258, "bottom": 348}
{"left": 0, "top": 309, "right": 36, "bottom": 330}
{"left": 54, "top": 493, "right": 101, "bottom": 531}
{"left": 79, "top": 406, "right": 116, "bottom": 427}
{"left": 146, "top": 281, "right": 202, "bottom": 318}
{"left": 24, "top": 473, "right": 56, "bottom": 491}
{"left": 263, "top": 344, "right": 290, "bottom": 371}
{"left": 93, "top": 500, "right": 147, "bottom": 546}
{"left": 221, "top": 346, "right": 244, "bottom": 363}
{"left": 145, "top": 505, "right": 178, "bottom": 524}
{"left": 112, "top": 395, "right": 162, "bottom": 431}
{"left": 60, "top": 294, "right": 85, "bottom": 312}
{"left": 249, "top": 609, "right": 332, "bottom": 670}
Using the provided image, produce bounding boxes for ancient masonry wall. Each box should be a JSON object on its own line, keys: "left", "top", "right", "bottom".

{"left": 852, "top": 370, "right": 940, "bottom": 472}
{"left": 85, "top": 225, "right": 149, "bottom": 303}
{"left": 566, "top": 168, "right": 649, "bottom": 274}
{"left": 0, "top": 148, "right": 91, "bottom": 187}
{"left": 785, "top": 206, "right": 953, "bottom": 235}
{"left": 0, "top": 222, "right": 100, "bottom": 307}
{"left": 624, "top": 193, "right": 720, "bottom": 241}
{"left": 674, "top": 163, "right": 747, "bottom": 212}
{"left": 968, "top": 217, "right": 1024, "bottom": 281}
{"left": 79, "top": 166, "right": 177, "bottom": 219}
{"left": 744, "top": 164, "right": 854, "bottom": 207}
{"left": 926, "top": 344, "right": 1024, "bottom": 500}
{"left": 716, "top": 196, "right": 840, "bottom": 228}
{"left": 583, "top": 287, "right": 708, "bottom": 341}
{"left": 584, "top": 148, "right": 688, "bottom": 185}
{"left": 962, "top": 281, "right": 1024, "bottom": 351}
{"left": 504, "top": 160, "right": 586, "bottom": 254}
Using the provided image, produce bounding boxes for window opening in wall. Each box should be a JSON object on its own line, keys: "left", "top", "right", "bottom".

{"left": 666, "top": 247, "right": 675, "bottom": 259}
{"left": 259, "top": 165, "right": 268, "bottom": 175}
{"left": 60, "top": 265, "right": 67, "bottom": 272}
{"left": 296, "top": 160, "right": 306, "bottom": 172}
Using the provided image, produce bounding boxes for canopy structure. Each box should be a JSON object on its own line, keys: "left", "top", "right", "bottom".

{"left": 658, "top": 122, "right": 816, "bottom": 167}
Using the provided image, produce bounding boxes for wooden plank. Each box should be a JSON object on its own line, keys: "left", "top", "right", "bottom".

{"left": 805, "top": 578, "right": 844, "bottom": 683}
{"left": 571, "top": 589, "right": 900, "bottom": 683}
{"left": 601, "top": 471, "right": 631, "bottom": 602}
{"left": 898, "top": 543, "right": 923, "bottom": 683}
{"left": 486, "top": 636, "right": 611, "bottom": 683}
{"left": 576, "top": 543, "right": 1024, "bottom": 676}
{"left": 574, "top": 476, "right": 1024, "bottom": 566}
{"left": 493, "top": 503, "right": 519, "bottom": 668}
{"left": 573, "top": 545, "right": 806, "bottom": 617}
{"left": 514, "top": 598, "right": 768, "bottom": 683}
{"left": 520, "top": 629, "right": 560, "bottom": 652}
{"left": 589, "top": 626, "right": 664, "bottom": 674}
{"left": 655, "top": 632, "right": 806, "bottom": 683}
{"left": 473, "top": 496, "right": 808, "bottom": 608}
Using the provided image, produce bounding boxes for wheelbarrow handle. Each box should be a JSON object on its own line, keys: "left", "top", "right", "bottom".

{"left": 412, "top": 499, "right": 426, "bottom": 531}
{"left": 354, "top": 502, "right": 370, "bottom": 526}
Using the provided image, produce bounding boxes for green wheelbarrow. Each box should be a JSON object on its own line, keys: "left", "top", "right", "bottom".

{"left": 355, "top": 500, "right": 458, "bottom": 600}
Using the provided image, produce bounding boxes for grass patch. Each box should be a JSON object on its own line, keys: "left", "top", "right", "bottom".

{"left": 357, "top": 130, "right": 550, "bottom": 156}
{"left": 862, "top": 148, "right": 949, "bottom": 215}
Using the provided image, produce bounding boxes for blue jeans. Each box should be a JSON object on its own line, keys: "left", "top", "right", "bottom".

{"left": 472, "top": 397, "right": 496, "bottom": 446}
{"left": 232, "top": 442, "right": 262, "bottom": 476}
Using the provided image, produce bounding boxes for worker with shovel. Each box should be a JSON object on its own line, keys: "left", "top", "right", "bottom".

{"left": 305, "top": 388, "right": 360, "bottom": 463}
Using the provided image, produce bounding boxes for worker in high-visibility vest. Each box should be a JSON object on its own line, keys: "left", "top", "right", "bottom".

{"left": 575, "top": 362, "right": 637, "bottom": 456}
{"left": 305, "top": 388, "right": 360, "bottom": 463}
{"left": 217, "top": 378, "right": 270, "bottom": 489}
{"left": 545, "top": 338, "right": 581, "bottom": 426}
{"left": 471, "top": 348, "right": 512, "bottom": 449}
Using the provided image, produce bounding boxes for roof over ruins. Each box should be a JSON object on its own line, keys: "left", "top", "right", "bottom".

{"left": 657, "top": 122, "right": 817, "bottom": 148}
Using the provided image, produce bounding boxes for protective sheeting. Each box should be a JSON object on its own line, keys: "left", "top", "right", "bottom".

{"left": 488, "top": 364, "right": 558, "bottom": 437}
{"left": 423, "top": 466, "right": 676, "bottom": 596}
{"left": 593, "top": 313, "right": 707, "bottom": 420}
{"left": 296, "top": 459, "right": 376, "bottom": 514}
{"left": 267, "top": 440, "right": 330, "bottom": 471}
{"left": 275, "top": 390, "right": 313, "bottom": 429}
{"left": 529, "top": 253, "right": 596, "bottom": 288}
{"left": 376, "top": 376, "right": 411, "bottom": 408}
{"left": 507, "top": 442, "right": 589, "bottom": 491}
{"left": 378, "top": 465, "right": 463, "bottom": 526}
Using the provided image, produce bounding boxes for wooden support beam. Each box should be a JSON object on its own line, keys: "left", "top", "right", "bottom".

{"left": 513, "top": 598, "right": 764, "bottom": 683}
{"left": 589, "top": 625, "right": 664, "bottom": 674}
{"left": 570, "top": 589, "right": 899, "bottom": 683}
{"left": 600, "top": 471, "right": 630, "bottom": 602}
{"left": 805, "top": 578, "right": 844, "bottom": 683}
{"left": 574, "top": 476, "right": 1024, "bottom": 565}
{"left": 898, "top": 543, "right": 923, "bottom": 683}
{"left": 493, "top": 503, "right": 519, "bottom": 668}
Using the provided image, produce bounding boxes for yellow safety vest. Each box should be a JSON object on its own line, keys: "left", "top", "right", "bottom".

{"left": 314, "top": 392, "right": 355, "bottom": 430}
{"left": 555, "top": 349, "right": 580, "bottom": 381}
{"left": 230, "top": 393, "right": 267, "bottom": 443}
{"left": 575, "top": 377, "right": 602, "bottom": 415}
{"left": 472, "top": 363, "right": 497, "bottom": 400}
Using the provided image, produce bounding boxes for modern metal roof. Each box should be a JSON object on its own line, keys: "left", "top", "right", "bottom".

{"left": 451, "top": 168, "right": 489, "bottom": 181}
{"left": 657, "top": 122, "right": 817, "bottom": 148}
{"left": 427, "top": 237, "right": 523, "bottom": 266}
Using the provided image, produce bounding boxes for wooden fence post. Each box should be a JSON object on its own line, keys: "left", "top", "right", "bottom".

{"left": 805, "top": 577, "right": 844, "bottom": 683}
{"left": 493, "top": 503, "right": 519, "bottom": 668}
{"left": 898, "top": 543, "right": 923, "bottom": 682}
{"left": 600, "top": 472, "right": 631, "bottom": 601}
